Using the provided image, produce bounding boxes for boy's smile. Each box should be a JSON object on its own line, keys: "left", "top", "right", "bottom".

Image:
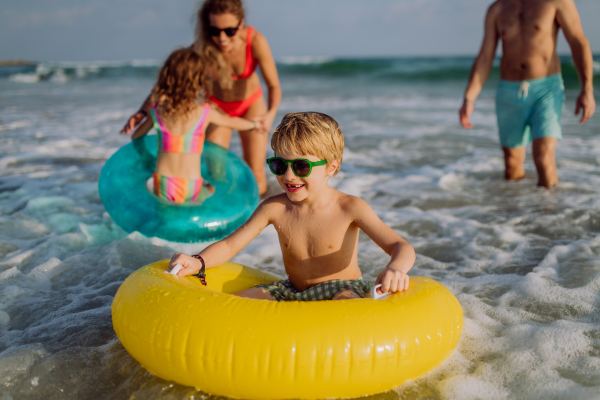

{"left": 285, "top": 182, "right": 304, "bottom": 192}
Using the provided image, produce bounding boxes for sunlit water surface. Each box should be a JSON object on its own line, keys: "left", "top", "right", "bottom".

{"left": 1, "top": 57, "right": 600, "bottom": 400}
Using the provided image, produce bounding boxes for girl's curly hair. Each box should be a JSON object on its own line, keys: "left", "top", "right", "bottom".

{"left": 150, "top": 47, "right": 205, "bottom": 118}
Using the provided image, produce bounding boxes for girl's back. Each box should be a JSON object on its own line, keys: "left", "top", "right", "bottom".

{"left": 152, "top": 102, "right": 210, "bottom": 180}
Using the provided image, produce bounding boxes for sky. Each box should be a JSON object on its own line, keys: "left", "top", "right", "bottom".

{"left": 1, "top": 0, "right": 599, "bottom": 62}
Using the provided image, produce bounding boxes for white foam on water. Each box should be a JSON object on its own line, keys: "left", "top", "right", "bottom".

{"left": 1, "top": 61, "right": 600, "bottom": 399}
{"left": 7, "top": 74, "right": 40, "bottom": 84}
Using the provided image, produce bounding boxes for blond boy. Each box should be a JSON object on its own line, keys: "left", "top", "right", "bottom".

{"left": 169, "top": 112, "right": 415, "bottom": 300}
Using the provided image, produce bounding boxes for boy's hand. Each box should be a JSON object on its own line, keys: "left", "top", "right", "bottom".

{"left": 375, "top": 267, "right": 409, "bottom": 294}
{"left": 168, "top": 253, "right": 202, "bottom": 277}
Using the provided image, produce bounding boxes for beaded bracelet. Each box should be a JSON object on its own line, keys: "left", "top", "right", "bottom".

{"left": 191, "top": 254, "right": 207, "bottom": 286}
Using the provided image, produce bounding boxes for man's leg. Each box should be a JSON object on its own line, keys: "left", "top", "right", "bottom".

{"left": 502, "top": 146, "right": 526, "bottom": 181}
{"left": 532, "top": 137, "right": 558, "bottom": 188}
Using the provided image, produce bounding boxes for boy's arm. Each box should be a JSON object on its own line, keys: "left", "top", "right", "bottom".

{"left": 557, "top": 0, "right": 595, "bottom": 124}
{"left": 208, "top": 107, "right": 262, "bottom": 133}
{"left": 169, "top": 200, "right": 274, "bottom": 276}
{"left": 459, "top": 3, "right": 500, "bottom": 129}
{"left": 130, "top": 116, "right": 153, "bottom": 140}
{"left": 349, "top": 197, "right": 416, "bottom": 293}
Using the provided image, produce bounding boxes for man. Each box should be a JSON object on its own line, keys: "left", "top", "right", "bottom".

{"left": 459, "top": 0, "right": 595, "bottom": 187}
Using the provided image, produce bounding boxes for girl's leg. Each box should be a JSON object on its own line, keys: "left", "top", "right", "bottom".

{"left": 241, "top": 96, "right": 269, "bottom": 195}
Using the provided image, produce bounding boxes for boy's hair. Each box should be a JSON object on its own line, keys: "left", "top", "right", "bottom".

{"left": 195, "top": 0, "right": 245, "bottom": 90}
{"left": 151, "top": 47, "right": 205, "bottom": 118}
{"left": 271, "top": 112, "right": 344, "bottom": 175}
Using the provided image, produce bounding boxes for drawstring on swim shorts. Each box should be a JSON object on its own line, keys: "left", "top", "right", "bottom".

{"left": 518, "top": 81, "right": 530, "bottom": 100}
{"left": 191, "top": 254, "right": 207, "bottom": 285}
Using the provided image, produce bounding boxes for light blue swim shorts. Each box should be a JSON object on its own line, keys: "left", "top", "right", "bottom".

{"left": 495, "top": 73, "right": 565, "bottom": 148}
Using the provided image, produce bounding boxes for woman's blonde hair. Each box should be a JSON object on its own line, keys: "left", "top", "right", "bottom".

{"left": 150, "top": 48, "right": 205, "bottom": 118}
{"left": 271, "top": 112, "right": 344, "bottom": 175}
{"left": 195, "top": 0, "right": 245, "bottom": 90}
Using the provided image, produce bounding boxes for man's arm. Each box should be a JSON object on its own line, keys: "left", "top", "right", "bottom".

{"left": 557, "top": 0, "right": 596, "bottom": 124}
{"left": 459, "top": 3, "right": 500, "bottom": 128}
{"left": 349, "top": 197, "right": 415, "bottom": 293}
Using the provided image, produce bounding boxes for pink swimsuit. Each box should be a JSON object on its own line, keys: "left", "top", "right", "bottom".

{"left": 150, "top": 104, "right": 210, "bottom": 203}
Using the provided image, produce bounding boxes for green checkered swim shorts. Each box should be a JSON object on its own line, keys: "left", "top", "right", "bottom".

{"left": 255, "top": 278, "right": 371, "bottom": 302}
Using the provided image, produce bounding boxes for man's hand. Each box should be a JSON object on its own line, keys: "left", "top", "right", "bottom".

{"left": 375, "top": 267, "right": 409, "bottom": 294}
{"left": 459, "top": 99, "right": 475, "bottom": 129}
{"left": 575, "top": 90, "right": 596, "bottom": 125}
{"left": 168, "top": 253, "right": 202, "bottom": 277}
{"left": 120, "top": 111, "right": 147, "bottom": 135}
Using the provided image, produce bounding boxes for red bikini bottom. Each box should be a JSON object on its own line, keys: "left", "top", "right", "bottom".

{"left": 208, "top": 86, "right": 263, "bottom": 118}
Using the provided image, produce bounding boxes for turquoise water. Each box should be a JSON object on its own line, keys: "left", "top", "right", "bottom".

{"left": 0, "top": 56, "right": 600, "bottom": 399}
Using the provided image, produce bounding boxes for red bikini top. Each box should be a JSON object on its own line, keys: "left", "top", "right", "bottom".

{"left": 232, "top": 26, "right": 258, "bottom": 80}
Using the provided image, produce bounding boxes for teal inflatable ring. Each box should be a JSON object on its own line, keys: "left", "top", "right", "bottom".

{"left": 99, "top": 135, "right": 259, "bottom": 243}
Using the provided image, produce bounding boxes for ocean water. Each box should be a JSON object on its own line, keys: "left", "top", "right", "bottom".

{"left": 1, "top": 56, "right": 600, "bottom": 400}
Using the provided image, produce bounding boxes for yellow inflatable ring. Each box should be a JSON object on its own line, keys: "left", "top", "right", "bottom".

{"left": 112, "top": 260, "right": 463, "bottom": 399}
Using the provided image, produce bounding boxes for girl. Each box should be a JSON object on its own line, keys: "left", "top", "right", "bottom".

{"left": 122, "top": 0, "right": 281, "bottom": 196}
{"left": 125, "top": 47, "right": 260, "bottom": 204}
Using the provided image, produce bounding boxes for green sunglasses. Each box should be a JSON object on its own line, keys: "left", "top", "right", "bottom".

{"left": 266, "top": 157, "right": 327, "bottom": 177}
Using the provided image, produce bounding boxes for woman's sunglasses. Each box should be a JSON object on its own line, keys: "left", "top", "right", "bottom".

{"left": 208, "top": 20, "right": 242, "bottom": 37}
{"left": 266, "top": 157, "right": 327, "bottom": 178}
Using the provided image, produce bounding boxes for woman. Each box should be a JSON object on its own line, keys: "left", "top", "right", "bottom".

{"left": 122, "top": 0, "right": 281, "bottom": 196}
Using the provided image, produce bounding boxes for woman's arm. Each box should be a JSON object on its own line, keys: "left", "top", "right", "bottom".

{"left": 130, "top": 117, "right": 153, "bottom": 140}
{"left": 169, "top": 200, "right": 274, "bottom": 276}
{"left": 348, "top": 197, "right": 415, "bottom": 293}
{"left": 208, "top": 107, "right": 261, "bottom": 132}
{"left": 252, "top": 30, "right": 282, "bottom": 132}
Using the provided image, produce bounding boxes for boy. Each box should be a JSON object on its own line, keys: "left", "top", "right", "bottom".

{"left": 169, "top": 112, "right": 415, "bottom": 300}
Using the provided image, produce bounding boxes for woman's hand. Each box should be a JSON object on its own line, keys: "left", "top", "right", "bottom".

{"left": 375, "top": 267, "right": 409, "bottom": 294}
{"left": 120, "top": 111, "right": 147, "bottom": 135}
{"left": 258, "top": 111, "right": 277, "bottom": 133}
{"left": 168, "top": 253, "right": 202, "bottom": 277}
{"left": 251, "top": 116, "right": 267, "bottom": 134}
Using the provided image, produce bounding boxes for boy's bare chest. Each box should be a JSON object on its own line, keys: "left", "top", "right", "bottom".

{"left": 273, "top": 210, "right": 356, "bottom": 257}
{"left": 497, "top": 0, "right": 557, "bottom": 40}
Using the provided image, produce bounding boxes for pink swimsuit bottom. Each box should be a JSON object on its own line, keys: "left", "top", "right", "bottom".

{"left": 153, "top": 173, "right": 203, "bottom": 203}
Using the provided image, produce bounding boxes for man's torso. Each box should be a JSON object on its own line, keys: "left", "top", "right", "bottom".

{"left": 494, "top": 0, "right": 562, "bottom": 81}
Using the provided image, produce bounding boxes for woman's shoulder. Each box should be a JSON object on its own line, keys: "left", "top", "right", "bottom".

{"left": 248, "top": 27, "right": 269, "bottom": 52}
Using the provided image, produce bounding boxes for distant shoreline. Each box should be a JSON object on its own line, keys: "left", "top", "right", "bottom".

{"left": 0, "top": 60, "right": 36, "bottom": 66}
